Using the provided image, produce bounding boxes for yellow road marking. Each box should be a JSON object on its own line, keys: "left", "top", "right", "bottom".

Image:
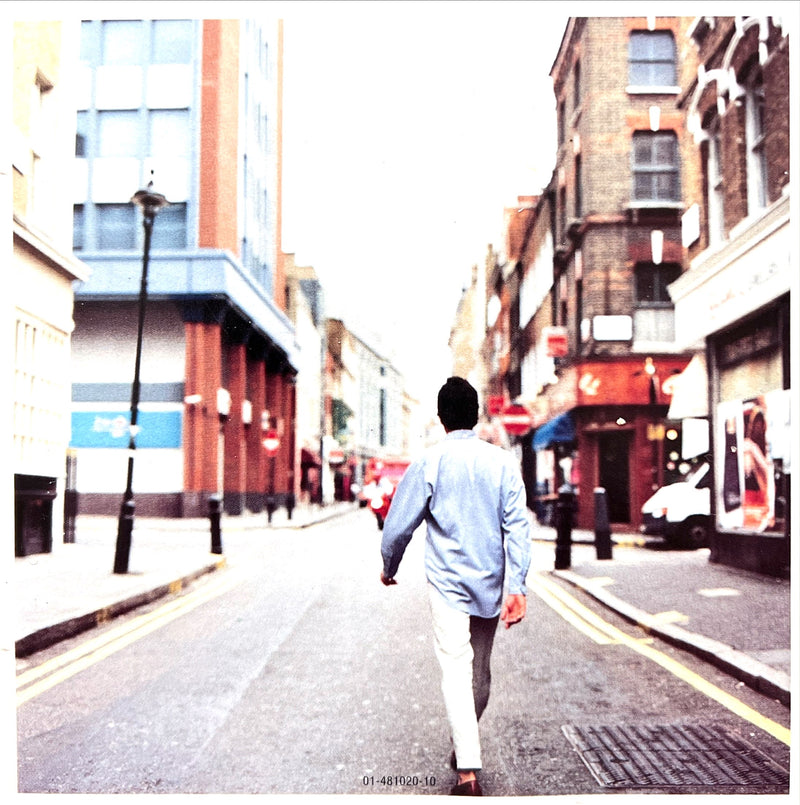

{"left": 528, "top": 574, "right": 618, "bottom": 645}
{"left": 16, "top": 570, "right": 241, "bottom": 707}
{"left": 528, "top": 571, "right": 791, "bottom": 747}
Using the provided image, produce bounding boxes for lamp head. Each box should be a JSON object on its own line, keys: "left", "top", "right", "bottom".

{"left": 131, "top": 173, "right": 170, "bottom": 219}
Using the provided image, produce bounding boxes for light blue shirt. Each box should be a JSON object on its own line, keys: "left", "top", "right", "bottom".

{"left": 380, "top": 429, "right": 532, "bottom": 618}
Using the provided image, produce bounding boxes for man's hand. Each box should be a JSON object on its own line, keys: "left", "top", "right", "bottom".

{"left": 500, "top": 593, "right": 526, "bottom": 629}
{"left": 380, "top": 571, "right": 397, "bottom": 586}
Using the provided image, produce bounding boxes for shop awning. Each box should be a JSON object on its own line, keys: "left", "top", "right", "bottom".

{"left": 667, "top": 353, "right": 709, "bottom": 420}
{"left": 532, "top": 412, "right": 575, "bottom": 451}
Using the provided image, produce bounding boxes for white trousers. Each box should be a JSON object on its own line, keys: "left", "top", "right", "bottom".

{"left": 428, "top": 586, "right": 498, "bottom": 771}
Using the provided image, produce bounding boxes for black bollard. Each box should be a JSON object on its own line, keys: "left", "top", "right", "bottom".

{"left": 209, "top": 494, "right": 223, "bottom": 555}
{"left": 554, "top": 484, "right": 574, "bottom": 570}
{"left": 594, "top": 487, "right": 613, "bottom": 560}
{"left": 114, "top": 499, "right": 135, "bottom": 574}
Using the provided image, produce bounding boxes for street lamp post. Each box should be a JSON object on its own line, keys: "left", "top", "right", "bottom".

{"left": 263, "top": 428, "right": 280, "bottom": 525}
{"left": 113, "top": 178, "right": 169, "bottom": 574}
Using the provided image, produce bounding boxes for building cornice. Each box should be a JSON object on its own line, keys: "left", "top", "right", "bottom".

{"left": 13, "top": 215, "right": 91, "bottom": 283}
{"left": 670, "top": 192, "right": 790, "bottom": 303}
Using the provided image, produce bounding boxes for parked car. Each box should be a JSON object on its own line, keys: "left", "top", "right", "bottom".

{"left": 360, "top": 457, "right": 411, "bottom": 529}
{"left": 640, "top": 461, "right": 711, "bottom": 549}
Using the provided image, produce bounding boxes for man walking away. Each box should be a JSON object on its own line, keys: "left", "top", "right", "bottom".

{"left": 380, "top": 377, "right": 531, "bottom": 796}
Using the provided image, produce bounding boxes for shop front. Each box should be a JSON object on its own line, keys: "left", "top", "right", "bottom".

{"left": 532, "top": 356, "right": 690, "bottom": 532}
{"left": 710, "top": 300, "right": 791, "bottom": 576}
{"left": 670, "top": 196, "right": 791, "bottom": 577}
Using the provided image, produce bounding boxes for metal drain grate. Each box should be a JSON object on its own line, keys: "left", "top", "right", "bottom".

{"left": 562, "top": 723, "right": 789, "bottom": 788}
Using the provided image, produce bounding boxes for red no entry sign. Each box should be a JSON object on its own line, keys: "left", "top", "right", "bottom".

{"left": 262, "top": 429, "right": 280, "bottom": 456}
{"left": 500, "top": 403, "right": 533, "bottom": 436}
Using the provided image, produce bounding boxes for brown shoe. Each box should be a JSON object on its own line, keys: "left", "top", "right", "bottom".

{"left": 450, "top": 779, "right": 482, "bottom": 796}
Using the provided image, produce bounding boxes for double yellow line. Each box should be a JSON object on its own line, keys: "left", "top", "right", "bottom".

{"left": 16, "top": 566, "right": 240, "bottom": 708}
{"left": 527, "top": 572, "right": 791, "bottom": 747}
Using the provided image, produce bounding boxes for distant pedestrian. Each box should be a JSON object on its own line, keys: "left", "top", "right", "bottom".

{"left": 380, "top": 377, "right": 531, "bottom": 796}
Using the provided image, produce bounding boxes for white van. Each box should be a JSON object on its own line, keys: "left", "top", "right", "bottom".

{"left": 640, "top": 462, "right": 711, "bottom": 549}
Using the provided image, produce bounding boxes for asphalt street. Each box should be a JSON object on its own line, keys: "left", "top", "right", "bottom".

{"left": 14, "top": 507, "right": 792, "bottom": 796}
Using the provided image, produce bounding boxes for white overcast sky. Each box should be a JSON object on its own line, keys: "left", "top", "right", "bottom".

{"left": 278, "top": 1, "right": 570, "bottom": 408}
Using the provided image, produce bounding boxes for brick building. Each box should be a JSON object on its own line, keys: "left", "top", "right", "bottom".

{"left": 670, "top": 15, "right": 791, "bottom": 576}
{"left": 521, "top": 16, "right": 700, "bottom": 531}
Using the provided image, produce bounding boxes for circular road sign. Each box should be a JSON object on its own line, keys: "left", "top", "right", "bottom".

{"left": 262, "top": 429, "right": 280, "bottom": 456}
{"left": 500, "top": 403, "right": 533, "bottom": 436}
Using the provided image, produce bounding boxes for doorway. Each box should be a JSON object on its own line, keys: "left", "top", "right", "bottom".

{"left": 597, "top": 431, "right": 631, "bottom": 523}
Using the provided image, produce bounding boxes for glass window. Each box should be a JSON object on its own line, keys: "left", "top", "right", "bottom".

{"left": 98, "top": 110, "right": 140, "bottom": 157}
{"left": 634, "top": 263, "right": 679, "bottom": 343}
{"left": 635, "top": 263, "right": 681, "bottom": 305}
{"left": 151, "top": 20, "right": 193, "bottom": 64}
{"left": 73, "top": 205, "right": 85, "bottom": 251}
{"left": 75, "top": 111, "right": 88, "bottom": 157}
{"left": 629, "top": 31, "right": 676, "bottom": 86}
{"left": 150, "top": 202, "right": 187, "bottom": 249}
{"left": 745, "top": 71, "right": 768, "bottom": 212}
{"left": 101, "top": 20, "right": 143, "bottom": 65}
{"left": 632, "top": 131, "right": 680, "bottom": 202}
{"left": 96, "top": 203, "right": 137, "bottom": 249}
{"left": 148, "top": 110, "right": 190, "bottom": 157}
{"left": 80, "top": 21, "right": 100, "bottom": 64}
{"left": 706, "top": 119, "right": 725, "bottom": 243}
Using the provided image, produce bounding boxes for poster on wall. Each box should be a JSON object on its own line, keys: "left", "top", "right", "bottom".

{"left": 716, "top": 390, "right": 790, "bottom": 533}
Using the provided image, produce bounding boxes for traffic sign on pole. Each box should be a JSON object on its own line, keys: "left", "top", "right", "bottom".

{"left": 500, "top": 403, "right": 533, "bottom": 436}
{"left": 262, "top": 429, "right": 280, "bottom": 456}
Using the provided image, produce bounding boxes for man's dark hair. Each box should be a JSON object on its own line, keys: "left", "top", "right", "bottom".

{"left": 437, "top": 376, "right": 479, "bottom": 432}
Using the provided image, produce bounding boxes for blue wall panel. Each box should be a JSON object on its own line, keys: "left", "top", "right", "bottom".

{"left": 71, "top": 410, "right": 183, "bottom": 448}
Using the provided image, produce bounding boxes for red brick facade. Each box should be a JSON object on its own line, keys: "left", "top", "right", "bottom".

{"left": 681, "top": 17, "right": 790, "bottom": 255}
{"left": 519, "top": 17, "right": 700, "bottom": 529}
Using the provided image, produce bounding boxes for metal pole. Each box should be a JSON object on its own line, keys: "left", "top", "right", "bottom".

{"left": 266, "top": 454, "right": 277, "bottom": 524}
{"left": 113, "top": 209, "right": 154, "bottom": 574}
{"left": 554, "top": 484, "right": 574, "bottom": 570}
{"left": 594, "top": 486, "right": 613, "bottom": 560}
{"left": 209, "top": 493, "right": 223, "bottom": 555}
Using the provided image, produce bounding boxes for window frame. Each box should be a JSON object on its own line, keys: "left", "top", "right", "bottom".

{"left": 634, "top": 262, "right": 682, "bottom": 308}
{"left": 633, "top": 261, "right": 680, "bottom": 344}
{"left": 74, "top": 20, "right": 194, "bottom": 252}
{"left": 706, "top": 117, "right": 725, "bottom": 244}
{"left": 744, "top": 69, "right": 768, "bottom": 214}
{"left": 628, "top": 30, "right": 678, "bottom": 90}
{"left": 95, "top": 203, "right": 138, "bottom": 250}
{"left": 631, "top": 130, "right": 681, "bottom": 205}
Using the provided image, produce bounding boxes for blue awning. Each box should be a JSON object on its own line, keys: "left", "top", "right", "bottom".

{"left": 532, "top": 412, "right": 575, "bottom": 451}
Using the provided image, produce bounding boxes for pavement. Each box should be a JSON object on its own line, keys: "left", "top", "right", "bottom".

{"left": 10, "top": 504, "right": 792, "bottom": 707}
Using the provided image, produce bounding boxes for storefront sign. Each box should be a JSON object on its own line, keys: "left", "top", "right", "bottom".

{"left": 543, "top": 326, "right": 569, "bottom": 357}
{"left": 592, "top": 315, "right": 632, "bottom": 341}
{"left": 671, "top": 196, "right": 790, "bottom": 346}
{"left": 574, "top": 359, "right": 688, "bottom": 406}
